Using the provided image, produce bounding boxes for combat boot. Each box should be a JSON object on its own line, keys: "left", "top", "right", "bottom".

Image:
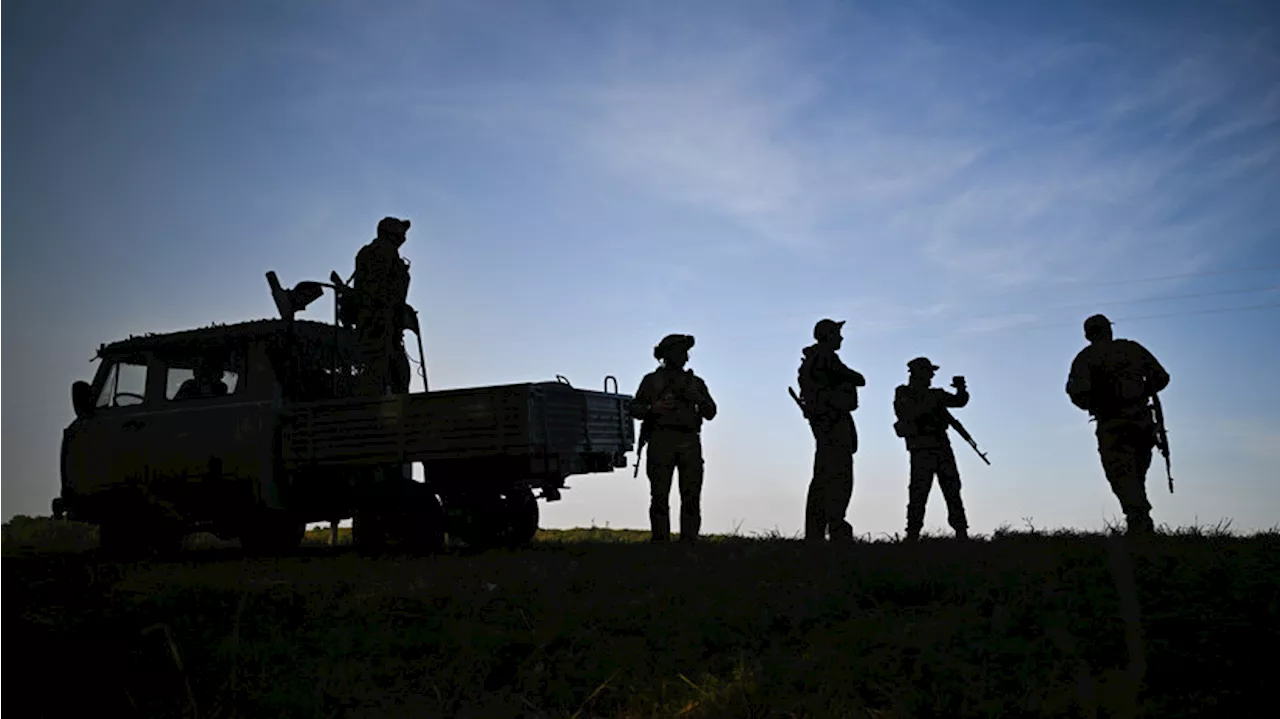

{"left": 1126, "top": 514, "right": 1155, "bottom": 537}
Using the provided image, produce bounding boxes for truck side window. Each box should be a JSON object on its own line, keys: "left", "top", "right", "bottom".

{"left": 95, "top": 361, "right": 148, "bottom": 408}
{"left": 166, "top": 353, "right": 244, "bottom": 401}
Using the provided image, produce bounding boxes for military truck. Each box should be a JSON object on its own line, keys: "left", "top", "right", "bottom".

{"left": 53, "top": 270, "right": 636, "bottom": 558}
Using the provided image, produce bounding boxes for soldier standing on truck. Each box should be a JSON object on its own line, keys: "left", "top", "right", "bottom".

{"left": 630, "top": 334, "right": 717, "bottom": 543}
{"left": 1066, "top": 314, "right": 1171, "bottom": 537}
{"left": 893, "top": 357, "right": 971, "bottom": 541}
{"left": 796, "top": 318, "right": 865, "bottom": 544}
{"left": 352, "top": 216, "right": 413, "bottom": 395}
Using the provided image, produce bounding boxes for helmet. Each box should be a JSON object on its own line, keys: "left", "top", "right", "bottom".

{"left": 654, "top": 333, "right": 695, "bottom": 360}
{"left": 813, "top": 318, "right": 845, "bottom": 341}
{"left": 907, "top": 356, "right": 940, "bottom": 374}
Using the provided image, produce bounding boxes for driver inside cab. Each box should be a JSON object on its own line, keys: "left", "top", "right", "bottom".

{"left": 174, "top": 355, "right": 230, "bottom": 401}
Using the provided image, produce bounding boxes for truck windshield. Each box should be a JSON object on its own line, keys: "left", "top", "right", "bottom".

{"left": 96, "top": 360, "right": 148, "bottom": 408}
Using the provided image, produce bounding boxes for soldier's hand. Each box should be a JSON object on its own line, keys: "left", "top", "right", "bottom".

{"left": 654, "top": 395, "right": 677, "bottom": 412}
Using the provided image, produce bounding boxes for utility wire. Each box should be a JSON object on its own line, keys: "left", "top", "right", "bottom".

{"left": 966, "top": 285, "right": 1280, "bottom": 320}
{"left": 901, "top": 262, "right": 1280, "bottom": 310}
{"left": 1081, "top": 263, "right": 1280, "bottom": 287}
{"left": 933, "top": 301, "right": 1280, "bottom": 339}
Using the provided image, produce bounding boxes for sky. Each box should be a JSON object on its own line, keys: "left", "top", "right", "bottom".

{"left": 4, "top": 0, "right": 1279, "bottom": 537}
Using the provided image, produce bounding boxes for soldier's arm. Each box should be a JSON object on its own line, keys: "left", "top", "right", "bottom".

{"left": 629, "top": 375, "right": 656, "bottom": 419}
{"left": 892, "top": 387, "right": 908, "bottom": 420}
{"left": 693, "top": 376, "right": 717, "bottom": 421}
{"left": 831, "top": 355, "right": 866, "bottom": 387}
{"left": 1138, "top": 343, "right": 1171, "bottom": 395}
{"left": 1065, "top": 353, "right": 1093, "bottom": 411}
{"left": 936, "top": 385, "right": 969, "bottom": 408}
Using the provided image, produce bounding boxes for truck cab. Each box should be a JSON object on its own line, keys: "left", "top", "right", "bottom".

{"left": 58, "top": 319, "right": 367, "bottom": 556}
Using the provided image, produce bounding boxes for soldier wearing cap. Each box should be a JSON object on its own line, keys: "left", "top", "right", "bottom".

{"left": 796, "top": 318, "right": 866, "bottom": 543}
{"left": 630, "top": 334, "right": 718, "bottom": 542}
{"left": 352, "top": 217, "right": 413, "bottom": 396}
{"left": 892, "top": 356, "right": 971, "bottom": 540}
{"left": 1066, "top": 314, "right": 1170, "bottom": 536}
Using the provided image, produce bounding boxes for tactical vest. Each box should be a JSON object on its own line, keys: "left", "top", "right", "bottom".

{"left": 648, "top": 368, "right": 705, "bottom": 431}
{"left": 799, "top": 347, "right": 858, "bottom": 414}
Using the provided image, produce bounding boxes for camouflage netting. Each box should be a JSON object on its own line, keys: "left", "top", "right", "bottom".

{"left": 263, "top": 322, "right": 368, "bottom": 400}
{"left": 98, "top": 318, "right": 370, "bottom": 401}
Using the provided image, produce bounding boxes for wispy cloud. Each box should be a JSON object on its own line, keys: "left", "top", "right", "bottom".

{"left": 268, "top": 3, "right": 1277, "bottom": 315}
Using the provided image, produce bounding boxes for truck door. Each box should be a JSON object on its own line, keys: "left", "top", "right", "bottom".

{"left": 68, "top": 355, "right": 156, "bottom": 505}
{"left": 150, "top": 348, "right": 279, "bottom": 520}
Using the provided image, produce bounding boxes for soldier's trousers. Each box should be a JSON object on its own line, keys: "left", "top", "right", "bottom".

{"left": 806, "top": 414, "right": 855, "bottom": 542}
{"left": 646, "top": 427, "right": 704, "bottom": 542}
{"left": 356, "top": 313, "right": 408, "bottom": 395}
{"left": 1096, "top": 419, "right": 1156, "bottom": 533}
{"left": 906, "top": 445, "right": 968, "bottom": 537}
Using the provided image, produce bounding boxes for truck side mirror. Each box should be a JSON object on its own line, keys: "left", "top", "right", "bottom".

{"left": 72, "top": 381, "right": 94, "bottom": 418}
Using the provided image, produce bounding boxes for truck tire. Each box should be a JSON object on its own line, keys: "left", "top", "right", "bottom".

{"left": 354, "top": 486, "right": 446, "bottom": 556}
{"left": 503, "top": 486, "right": 540, "bottom": 547}
{"left": 444, "top": 486, "right": 539, "bottom": 549}
{"left": 98, "top": 520, "right": 183, "bottom": 561}
{"left": 240, "top": 514, "right": 305, "bottom": 556}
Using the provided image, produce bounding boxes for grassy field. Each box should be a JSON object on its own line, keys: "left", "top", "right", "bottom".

{"left": 5, "top": 515, "right": 1277, "bottom": 718}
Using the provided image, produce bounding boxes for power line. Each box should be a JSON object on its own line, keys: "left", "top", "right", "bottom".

{"left": 919, "top": 301, "right": 1280, "bottom": 339}
{"left": 1081, "top": 263, "right": 1280, "bottom": 287}
{"left": 885, "top": 263, "right": 1280, "bottom": 318}
{"left": 1103, "top": 302, "right": 1280, "bottom": 324}
{"left": 966, "top": 285, "right": 1280, "bottom": 320}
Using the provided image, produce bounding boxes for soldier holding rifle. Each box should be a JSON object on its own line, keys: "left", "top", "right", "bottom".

{"left": 793, "top": 319, "right": 866, "bottom": 544}
{"left": 893, "top": 357, "right": 982, "bottom": 541}
{"left": 1066, "top": 314, "right": 1172, "bottom": 537}
{"left": 629, "top": 334, "right": 717, "bottom": 543}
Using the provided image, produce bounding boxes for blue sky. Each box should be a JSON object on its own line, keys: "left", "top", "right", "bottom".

{"left": 4, "top": 0, "right": 1279, "bottom": 536}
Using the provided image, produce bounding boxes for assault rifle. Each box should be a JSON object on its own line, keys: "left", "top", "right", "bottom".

{"left": 787, "top": 386, "right": 810, "bottom": 420}
{"left": 633, "top": 420, "right": 651, "bottom": 478}
{"left": 1151, "top": 393, "right": 1173, "bottom": 493}
{"left": 943, "top": 409, "right": 991, "bottom": 465}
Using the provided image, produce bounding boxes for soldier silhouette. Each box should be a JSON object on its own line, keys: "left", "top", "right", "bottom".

{"left": 1066, "top": 314, "right": 1170, "bottom": 536}
{"left": 629, "top": 334, "right": 717, "bottom": 543}
{"left": 796, "top": 319, "right": 865, "bottom": 543}
{"left": 893, "top": 357, "right": 971, "bottom": 541}
{"left": 352, "top": 216, "right": 413, "bottom": 396}
{"left": 174, "top": 354, "right": 229, "bottom": 401}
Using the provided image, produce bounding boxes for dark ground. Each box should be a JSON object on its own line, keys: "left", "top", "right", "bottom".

{"left": 4, "top": 517, "right": 1278, "bottom": 718}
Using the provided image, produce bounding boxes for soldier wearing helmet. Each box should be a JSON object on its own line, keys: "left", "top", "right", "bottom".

{"left": 1066, "top": 313, "right": 1171, "bottom": 536}
{"left": 629, "top": 333, "right": 717, "bottom": 543}
{"left": 352, "top": 217, "right": 413, "bottom": 395}
{"left": 892, "top": 356, "right": 971, "bottom": 540}
{"left": 796, "top": 318, "right": 866, "bottom": 543}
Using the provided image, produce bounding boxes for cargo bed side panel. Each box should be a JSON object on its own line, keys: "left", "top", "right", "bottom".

{"left": 281, "top": 386, "right": 538, "bottom": 468}
{"left": 280, "top": 383, "right": 634, "bottom": 473}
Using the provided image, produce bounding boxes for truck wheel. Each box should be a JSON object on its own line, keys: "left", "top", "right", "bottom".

{"left": 240, "top": 515, "right": 305, "bottom": 556}
{"left": 503, "top": 486, "right": 540, "bottom": 547}
{"left": 446, "top": 486, "right": 539, "bottom": 549}
{"left": 355, "top": 488, "right": 446, "bottom": 556}
{"left": 99, "top": 520, "right": 183, "bottom": 561}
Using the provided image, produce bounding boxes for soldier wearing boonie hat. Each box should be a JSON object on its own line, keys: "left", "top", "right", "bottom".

{"left": 629, "top": 333, "right": 717, "bottom": 543}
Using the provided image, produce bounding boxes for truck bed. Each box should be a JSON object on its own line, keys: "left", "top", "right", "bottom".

{"left": 279, "top": 382, "right": 636, "bottom": 479}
